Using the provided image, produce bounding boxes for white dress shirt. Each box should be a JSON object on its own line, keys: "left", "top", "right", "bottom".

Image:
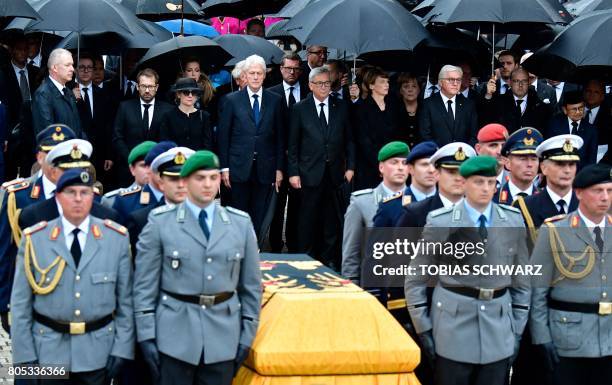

{"left": 424, "top": 81, "right": 439, "bottom": 99}
{"left": 29, "top": 53, "right": 42, "bottom": 68}
{"left": 42, "top": 175, "right": 56, "bottom": 200}
{"left": 553, "top": 82, "right": 565, "bottom": 103}
{"left": 440, "top": 93, "right": 457, "bottom": 118}
{"left": 79, "top": 83, "right": 94, "bottom": 115}
{"left": 61, "top": 215, "right": 90, "bottom": 253}
{"left": 546, "top": 186, "right": 573, "bottom": 212}
{"left": 500, "top": 81, "right": 511, "bottom": 95}
{"left": 585, "top": 105, "right": 600, "bottom": 125}
{"left": 247, "top": 87, "right": 263, "bottom": 110}
{"left": 140, "top": 98, "right": 155, "bottom": 129}
{"left": 381, "top": 183, "right": 406, "bottom": 198}
{"left": 577, "top": 208, "right": 606, "bottom": 243}
{"left": 439, "top": 194, "right": 462, "bottom": 209}
{"left": 313, "top": 95, "right": 329, "bottom": 124}
{"left": 49, "top": 76, "right": 66, "bottom": 94}
{"left": 284, "top": 81, "right": 301, "bottom": 105}
{"left": 12, "top": 62, "right": 29, "bottom": 89}
{"left": 508, "top": 179, "right": 534, "bottom": 198}
{"left": 513, "top": 94, "right": 527, "bottom": 115}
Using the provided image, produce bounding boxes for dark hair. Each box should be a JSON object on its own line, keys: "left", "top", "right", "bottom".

{"left": 497, "top": 50, "right": 518, "bottom": 64}
{"left": 397, "top": 72, "right": 419, "bottom": 88}
{"left": 281, "top": 52, "right": 301, "bottom": 67}
{"left": 326, "top": 59, "right": 347, "bottom": 74}
{"left": 563, "top": 90, "right": 584, "bottom": 106}
{"left": 137, "top": 68, "right": 159, "bottom": 84}
{"left": 77, "top": 52, "right": 95, "bottom": 64}
{"left": 364, "top": 67, "right": 388, "bottom": 88}
{"left": 246, "top": 18, "right": 265, "bottom": 32}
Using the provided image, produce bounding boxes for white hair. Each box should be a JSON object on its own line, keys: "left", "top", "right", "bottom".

{"left": 231, "top": 60, "right": 246, "bottom": 80}
{"left": 243, "top": 54, "right": 266, "bottom": 73}
{"left": 47, "top": 48, "right": 72, "bottom": 70}
{"left": 309, "top": 65, "right": 330, "bottom": 82}
{"left": 438, "top": 64, "right": 463, "bottom": 85}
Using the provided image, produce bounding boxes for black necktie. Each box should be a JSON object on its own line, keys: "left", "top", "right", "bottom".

{"left": 557, "top": 199, "right": 566, "bottom": 214}
{"left": 288, "top": 86, "right": 296, "bottom": 107}
{"left": 143, "top": 103, "right": 151, "bottom": 131}
{"left": 19, "top": 69, "right": 30, "bottom": 101}
{"left": 125, "top": 81, "right": 134, "bottom": 98}
{"left": 198, "top": 210, "right": 210, "bottom": 240}
{"left": 585, "top": 108, "right": 591, "bottom": 123}
{"left": 478, "top": 215, "right": 488, "bottom": 240}
{"left": 71, "top": 228, "right": 82, "bottom": 266}
{"left": 594, "top": 227, "right": 604, "bottom": 252}
{"left": 503, "top": 84, "right": 509, "bottom": 93}
{"left": 571, "top": 121, "right": 578, "bottom": 135}
{"left": 62, "top": 87, "right": 71, "bottom": 100}
{"left": 429, "top": 85, "right": 438, "bottom": 95}
{"left": 516, "top": 99, "right": 524, "bottom": 115}
{"left": 447, "top": 100, "right": 454, "bottom": 121}
{"left": 517, "top": 192, "right": 528, "bottom": 198}
{"left": 82, "top": 87, "right": 92, "bottom": 118}
{"left": 319, "top": 102, "right": 327, "bottom": 129}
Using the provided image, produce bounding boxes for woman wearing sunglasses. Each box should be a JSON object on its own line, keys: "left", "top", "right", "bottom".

{"left": 159, "top": 77, "right": 213, "bottom": 150}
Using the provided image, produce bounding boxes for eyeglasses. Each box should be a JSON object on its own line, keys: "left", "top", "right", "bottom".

{"left": 77, "top": 65, "right": 94, "bottom": 72}
{"left": 567, "top": 106, "right": 585, "bottom": 113}
{"left": 512, "top": 79, "right": 529, "bottom": 86}
{"left": 308, "top": 50, "right": 328, "bottom": 57}
{"left": 281, "top": 66, "right": 302, "bottom": 73}
{"left": 61, "top": 189, "right": 94, "bottom": 199}
{"left": 180, "top": 90, "right": 200, "bottom": 96}
{"left": 442, "top": 78, "right": 462, "bottom": 84}
{"left": 138, "top": 84, "right": 157, "bottom": 91}
{"left": 310, "top": 81, "right": 332, "bottom": 87}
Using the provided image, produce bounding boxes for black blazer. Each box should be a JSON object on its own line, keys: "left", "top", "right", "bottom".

{"left": 532, "top": 79, "right": 556, "bottom": 104}
{"left": 159, "top": 107, "right": 212, "bottom": 150}
{"left": 76, "top": 85, "right": 113, "bottom": 165}
{"left": 545, "top": 115, "right": 598, "bottom": 168}
{"left": 217, "top": 87, "right": 285, "bottom": 184}
{"left": 112, "top": 98, "right": 173, "bottom": 164}
{"left": 419, "top": 92, "right": 478, "bottom": 146}
{"left": 268, "top": 81, "right": 309, "bottom": 119}
{"left": 19, "top": 199, "right": 121, "bottom": 229}
{"left": 31, "top": 77, "right": 83, "bottom": 137}
{"left": 288, "top": 95, "right": 355, "bottom": 187}
{"left": 481, "top": 89, "right": 552, "bottom": 134}
{"left": 125, "top": 199, "right": 165, "bottom": 255}
{"left": 514, "top": 190, "right": 578, "bottom": 228}
{"left": 396, "top": 193, "right": 444, "bottom": 228}
{"left": 4, "top": 64, "right": 40, "bottom": 127}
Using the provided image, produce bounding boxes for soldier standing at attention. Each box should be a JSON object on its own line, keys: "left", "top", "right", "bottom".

{"left": 405, "top": 155, "right": 531, "bottom": 385}
{"left": 10, "top": 169, "right": 134, "bottom": 384}
{"left": 133, "top": 150, "right": 262, "bottom": 385}
{"left": 530, "top": 163, "right": 612, "bottom": 385}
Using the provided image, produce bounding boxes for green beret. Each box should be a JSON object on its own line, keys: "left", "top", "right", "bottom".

{"left": 459, "top": 155, "right": 498, "bottom": 178}
{"left": 180, "top": 150, "right": 220, "bottom": 177}
{"left": 377, "top": 141, "right": 410, "bottom": 162}
{"left": 128, "top": 141, "right": 157, "bottom": 165}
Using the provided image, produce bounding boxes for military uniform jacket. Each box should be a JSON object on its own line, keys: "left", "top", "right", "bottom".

{"left": 404, "top": 202, "right": 531, "bottom": 364}
{"left": 530, "top": 212, "right": 612, "bottom": 358}
{"left": 514, "top": 189, "right": 578, "bottom": 229}
{"left": 112, "top": 183, "right": 159, "bottom": 224}
{"left": 10, "top": 217, "right": 135, "bottom": 371}
{"left": 341, "top": 183, "right": 386, "bottom": 283}
{"left": 373, "top": 186, "right": 417, "bottom": 227}
{"left": 133, "top": 202, "right": 262, "bottom": 365}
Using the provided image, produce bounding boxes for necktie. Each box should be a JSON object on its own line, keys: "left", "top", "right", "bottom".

{"left": 288, "top": 86, "right": 296, "bottom": 107}
{"left": 198, "top": 210, "right": 210, "bottom": 240}
{"left": 503, "top": 84, "right": 509, "bottom": 94}
{"left": 71, "top": 228, "right": 82, "bottom": 266}
{"left": 125, "top": 81, "right": 134, "bottom": 98}
{"left": 516, "top": 99, "right": 524, "bottom": 115}
{"left": 82, "top": 87, "right": 92, "bottom": 118}
{"left": 142, "top": 103, "right": 151, "bottom": 131}
{"left": 252, "top": 94, "right": 260, "bottom": 126}
{"left": 319, "top": 102, "right": 327, "bottom": 128}
{"left": 585, "top": 108, "right": 592, "bottom": 124}
{"left": 19, "top": 69, "right": 30, "bottom": 101}
{"left": 478, "top": 215, "right": 488, "bottom": 240}
{"left": 429, "top": 85, "right": 438, "bottom": 95}
{"left": 557, "top": 199, "right": 566, "bottom": 214}
{"left": 447, "top": 100, "right": 454, "bottom": 121}
{"left": 62, "top": 87, "right": 71, "bottom": 100}
{"left": 517, "top": 192, "right": 528, "bottom": 198}
{"left": 571, "top": 121, "right": 578, "bottom": 135}
{"left": 594, "top": 227, "right": 604, "bottom": 252}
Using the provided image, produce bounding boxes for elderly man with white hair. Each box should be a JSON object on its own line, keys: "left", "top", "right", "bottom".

{"left": 231, "top": 59, "right": 247, "bottom": 90}
{"left": 419, "top": 64, "right": 478, "bottom": 147}
{"left": 31, "top": 48, "right": 84, "bottom": 137}
{"left": 217, "top": 54, "right": 285, "bottom": 240}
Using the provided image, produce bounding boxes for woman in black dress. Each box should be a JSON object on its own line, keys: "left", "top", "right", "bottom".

{"left": 394, "top": 73, "right": 422, "bottom": 149}
{"left": 159, "top": 77, "right": 212, "bottom": 150}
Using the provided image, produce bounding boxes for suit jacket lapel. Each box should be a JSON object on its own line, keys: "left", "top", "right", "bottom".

{"left": 453, "top": 96, "right": 464, "bottom": 132}
{"left": 309, "top": 97, "right": 326, "bottom": 136}
{"left": 207, "top": 205, "right": 230, "bottom": 250}
{"left": 51, "top": 230, "right": 77, "bottom": 272}
{"left": 572, "top": 214, "right": 598, "bottom": 250}
{"left": 241, "top": 88, "right": 257, "bottom": 128}
{"left": 76, "top": 229, "right": 100, "bottom": 273}
{"left": 327, "top": 99, "right": 336, "bottom": 138}
{"left": 177, "top": 203, "right": 208, "bottom": 249}
{"left": 436, "top": 94, "right": 453, "bottom": 132}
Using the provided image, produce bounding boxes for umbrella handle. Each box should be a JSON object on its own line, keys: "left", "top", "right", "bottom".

{"left": 491, "top": 23, "right": 495, "bottom": 76}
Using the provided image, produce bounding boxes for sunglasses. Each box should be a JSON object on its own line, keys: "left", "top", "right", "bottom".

{"left": 179, "top": 90, "right": 201, "bottom": 96}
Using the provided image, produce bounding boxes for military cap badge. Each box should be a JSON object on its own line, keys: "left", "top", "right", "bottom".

{"left": 70, "top": 144, "right": 82, "bottom": 159}
{"left": 454, "top": 147, "right": 466, "bottom": 161}
{"left": 52, "top": 126, "right": 65, "bottom": 142}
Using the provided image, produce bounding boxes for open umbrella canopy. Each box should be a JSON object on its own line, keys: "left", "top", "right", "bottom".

{"left": 213, "top": 34, "right": 285, "bottom": 65}
{"left": 133, "top": 0, "right": 203, "bottom": 21}
{"left": 523, "top": 10, "right": 612, "bottom": 82}
{"left": 201, "top": 0, "right": 289, "bottom": 19}
{"left": 157, "top": 19, "right": 219, "bottom": 37}
{"left": 272, "top": 0, "right": 319, "bottom": 18}
{"left": 27, "top": 0, "right": 151, "bottom": 35}
{"left": 282, "top": 0, "right": 429, "bottom": 56}
{"left": 0, "top": 0, "right": 41, "bottom": 20}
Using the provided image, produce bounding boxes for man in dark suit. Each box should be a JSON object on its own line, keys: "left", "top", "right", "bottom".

{"left": 112, "top": 68, "right": 173, "bottom": 187}
{"left": 268, "top": 53, "right": 307, "bottom": 252}
{"left": 217, "top": 54, "right": 285, "bottom": 238}
{"left": 481, "top": 68, "right": 552, "bottom": 134}
{"left": 583, "top": 79, "right": 612, "bottom": 152}
{"left": 419, "top": 64, "right": 479, "bottom": 146}
{"left": 74, "top": 53, "right": 113, "bottom": 183}
{"left": 478, "top": 50, "right": 518, "bottom": 98}
{"left": 288, "top": 65, "right": 355, "bottom": 268}
{"left": 545, "top": 91, "right": 598, "bottom": 168}
{"left": 300, "top": 45, "right": 327, "bottom": 88}
{"left": 546, "top": 79, "right": 580, "bottom": 113}
{"left": 458, "top": 61, "right": 478, "bottom": 101}
{"left": 31, "top": 48, "right": 83, "bottom": 138}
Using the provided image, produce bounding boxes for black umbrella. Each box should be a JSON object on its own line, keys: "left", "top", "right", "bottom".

{"left": 282, "top": 0, "right": 428, "bottom": 57}
{"left": 581, "top": 0, "right": 612, "bottom": 14}
{"left": 213, "top": 34, "right": 285, "bottom": 65}
{"left": 133, "top": 0, "right": 203, "bottom": 21}
{"left": 411, "top": 0, "right": 436, "bottom": 17}
{"left": 523, "top": 10, "right": 612, "bottom": 82}
{"left": 272, "top": 0, "right": 319, "bottom": 18}
{"left": 266, "top": 19, "right": 291, "bottom": 38}
{"left": 201, "top": 0, "right": 289, "bottom": 19}
{"left": 0, "top": 0, "right": 41, "bottom": 21}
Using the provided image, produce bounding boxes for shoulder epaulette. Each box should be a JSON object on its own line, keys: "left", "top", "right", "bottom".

{"left": 382, "top": 191, "right": 402, "bottom": 203}
{"left": 430, "top": 206, "right": 453, "bottom": 218}
{"left": 351, "top": 188, "right": 373, "bottom": 197}
{"left": 104, "top": 219, "right": 128, "bottom": 236}
{"left": 544, "top": 214, "right": 566, "bottom": 223}
{"left": 23, "top": 221, "right": 47, "bottom": 236}
{"left": 226, "top": 206, "right": 250, "bottom": 218}
{"left": 103, "top": 188, "right": 121, "bottom": 198}
{"left": 119, "top": 185, "right": 142, "bottom": 196}
{"left": 6, "top": 181, "right": 30, "bottom": 193}
{"left": 1, "top": 177, "right": 26, "bottom": 189}
{"left": 498, "top": 204, "right": 521, "bottom": 214}
{"left": 152, "top": 203, "right": 176, "bottom": 215}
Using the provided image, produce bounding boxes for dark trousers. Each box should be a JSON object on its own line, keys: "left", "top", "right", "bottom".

{"left": 553, "top": 356, "right": 612, "bottom": 385}
{"left": 230, "top": 160, "right": 271, "bottom": 239}
{"left": 435, "top": 356, "right": 509, "bottom": 385}
{"left": 296, "top": 167, "right": 342, "bottom": 267}
{"left": 39, "top": 368, "right": 107, "bottom": 385}
{"left": 510, "top": 330, "right": 552, "bottom": 385}
{"left": 268, "top": 178, "right": 300, "bottom": 252}
{"left": 160, "top": 353, "right": 234, "bottom": 385}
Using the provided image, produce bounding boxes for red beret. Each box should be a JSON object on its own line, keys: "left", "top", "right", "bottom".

{"left": 477, "top": 123, "right": 509, "bottom": 143}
